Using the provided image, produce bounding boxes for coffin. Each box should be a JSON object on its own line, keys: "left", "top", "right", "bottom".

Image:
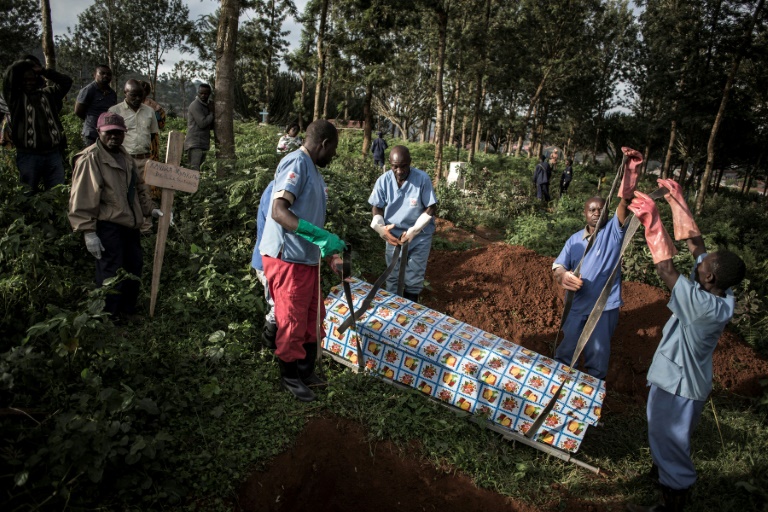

{"left": 322, "top": 278, "right": 605, "bottom": 453}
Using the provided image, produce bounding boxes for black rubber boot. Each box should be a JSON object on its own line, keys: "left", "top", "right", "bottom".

{"left": 403, "top": 291, "right": 420, "bottom": 303}
{"left": 262, "top": 321, "right": 277, "bottom": 350}
{"left": 278, "top": 359, "right": 315, "bottom": 402}
{"left": 298, "top": 343, "right": 328, "bottom": 388}
{"left": 626, "top": 485, "right": 688, "bottom": 512}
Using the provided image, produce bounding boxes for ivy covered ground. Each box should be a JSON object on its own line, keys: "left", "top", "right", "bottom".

{"left": 1, "top": 119, "right": 767, "bottom": 511}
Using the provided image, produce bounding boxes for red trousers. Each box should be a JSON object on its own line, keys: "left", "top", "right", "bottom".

{"left": 262, "top": 256, "right": 325, "bottom": 362}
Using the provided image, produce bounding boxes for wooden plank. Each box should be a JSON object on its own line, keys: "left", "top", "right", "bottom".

{"left": 144, "top": 160, "right": 200, "bottom": 193}
{"left": 149, "top": 131, "right": 186, "bottom": 317}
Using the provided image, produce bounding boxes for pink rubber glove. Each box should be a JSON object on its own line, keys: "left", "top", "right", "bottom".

{"left": 618, "top": 147, "right": 644, "bottom": 199}
{"left": 657, "top": 178, "right": 701, "bottom": 241}
{"left": 629, "top": 191, "right": 677, "bottom": 264}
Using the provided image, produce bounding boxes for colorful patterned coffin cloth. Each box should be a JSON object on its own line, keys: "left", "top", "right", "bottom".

{"left": 322, "top": 278, "right": 606, "bottom": 453}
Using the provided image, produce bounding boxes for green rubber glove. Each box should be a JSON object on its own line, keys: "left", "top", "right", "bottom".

{"left": 295, "top": 218, "right": 346, "bottom": 257}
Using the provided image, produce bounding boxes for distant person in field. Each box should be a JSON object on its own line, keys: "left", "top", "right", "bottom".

{"left": 74, "top": 64, "right": 117, "bottom": 148}
{"left": 277, "top": 123, "right": 302, "bottom": 153}
{"left": 552, "top": 147, "right": 642, "bottom": 379}
{"left": 251, "top": 180, "right": 277, "bottom": 350}
{"left": 560, "top": 158, "right": 573, "bottom": 195}
{"left": 68, "top": 112, "right": 162, "bottom": 322}
{"left": 2, "top": 56, "right": 72, "bottom": 192}
{"left": 259, "top": 119, "right": 345, "bottom": 402}
{"left": 369, "top": 145, "right": 438, "bottom": 303}
{"left": 533, "top": 153, "right": 552, "bottom": 201}
{"left": 371, "top": 131, "right": 388, "bottom": 169}
{"left": 184, "top": 83, "right": 214, "bottom": 171}
{"left": 139, "top": 80, "right": 166, "bottom": 162}
{"left": 626, "top": 179, "right": 745, "bottom": 512}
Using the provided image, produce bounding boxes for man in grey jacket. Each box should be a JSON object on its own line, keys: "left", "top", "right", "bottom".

{"left": 184, "top": 83, "right": 214, "bottom": 170}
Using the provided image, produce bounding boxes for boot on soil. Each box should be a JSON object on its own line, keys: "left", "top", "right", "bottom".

{"left": 403, "top": 291, "right": 420, "bottom": 303}
{"left": 262, "top": 321, "right": 277, "bottom": 350}
{"left": 298, "top": 343, "right": 328, "bottom": 388}
{"left": 278, "top": 359, "right": 316, "bottom": 402}
{"left": 626, "top": 485, "right": 688, "bottom": 512}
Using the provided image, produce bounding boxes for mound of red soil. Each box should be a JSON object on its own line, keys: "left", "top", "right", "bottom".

{"left": 423, "top": 241, "right": 768, "bottom": 401}
{"left": 237, "top": 416, "right": 537, "bottom": 512}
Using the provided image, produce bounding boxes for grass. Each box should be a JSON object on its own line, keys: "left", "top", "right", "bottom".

{"left": 1, "top": 118, "right": 767, "bottom": 511}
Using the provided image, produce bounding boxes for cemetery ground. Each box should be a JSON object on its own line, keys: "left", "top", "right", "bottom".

{"left": 237, "top": 219, "right": 768, "bottom": 512}
{"left": 1, "top": 121, "right": 767, "bottom": 511}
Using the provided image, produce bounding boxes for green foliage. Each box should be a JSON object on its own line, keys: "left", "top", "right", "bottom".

{"left": 2, "top": 119, "right": 768, "bottom": 512}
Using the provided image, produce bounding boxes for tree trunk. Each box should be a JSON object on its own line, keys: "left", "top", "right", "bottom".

{"left": 448, "top": 72, "right": 460, "bottom": 150}
{"left": 468, "top": 72, "right": 483, "bottom": 162}
{"left": 662, "top": 118, "right": 677, "bottom": 179}
{"left": 214, "top": 0, "right": 240, "bottom": 172}
{"left": 313, "top": 0, "right": 330, "bottom": 121}
{"left": 298, "top": 71, "right": 306, "bottom": 129}
{"left": 40, "top": 0, "right": 56, "bottom": 70}
{"left": 433, "top": 4, "right": 448, "bottom": 182}
{"left": 361, "top": 82, "right": 373, "bottom": 156}
{"left": 322, "top": 58, "right": 332, "bottom": 119}
{"left": 514, "top": 66, "right": 552, "bottom": 158}
{"left": 641, "top": 136, "right": 652, "bottom": 175}
{"left": 461, "top": 114, "right": 467, "bottom": 149}
{"left": 696, "top": 0, "right": 764, "bottom": 214}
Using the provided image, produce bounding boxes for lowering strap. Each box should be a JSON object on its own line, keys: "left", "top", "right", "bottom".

{"left": 340, "top": 244, "right": 366, "bottom": 372}
{"left": 525, "top": 185, "right": 669, "bottom": 439}
{"left": 337, "top": 240, "right": 410, "bottom": 336}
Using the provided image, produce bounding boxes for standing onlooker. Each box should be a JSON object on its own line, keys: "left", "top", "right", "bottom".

{"left": 140, "top": 81, "right": 166, "bottom": 162}
{"left": 371, "top": 131, "right": 388, "bottom": 169}
{"left": 277, "top": 123, "right": 302, "bottom": 153}
{"left": 108, "top": 79, "right": 159, "bottom": 177}
{"left": 369, "top": 145, "right": 438, "bottom": 303}
{"left": 2, "top": 57, "right": 72, "bottom": 192}
{"left": 184, "top": 83, "right": 214, "bottom": 171}
{"left": 69, "top": 112, "right": 159, "bottom": 321}
{"left": 533, "top": 153, "right": 552, "bottom": 201}
{"left": 560, "top": 158, "right": 573, "bottom": 195}
{"left": 74, "top": 64, "right": 117, "bottom": 148}
{"left": 251, "top": 180, "right": 277, "bottom": 350}
{"left": 259, "top": 119, "right": 345, "bottom": 402}
{"left": 626, "top": 180, "right": 746, "bottom": 512}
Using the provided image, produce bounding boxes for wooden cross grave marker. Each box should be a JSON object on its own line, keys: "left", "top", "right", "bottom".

{"left": 143, "top": 131, "right": 200, "bottom": 317}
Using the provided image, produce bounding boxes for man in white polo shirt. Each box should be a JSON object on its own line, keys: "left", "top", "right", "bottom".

{"left": 108, "top": 79, "right": 158, "bottom": 177}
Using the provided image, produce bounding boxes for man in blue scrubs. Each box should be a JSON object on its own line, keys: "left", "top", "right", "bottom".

{"left": 552, "top": 147, "right": 642, "bottom": 379}
{"left": 627, "top": 179, "right": 745, "bottom": 512}
{"left": 369, "top": 145, "right": 437, "bottom": 303}
{"left": 259, "top": 120, "right": 346, "bottom": 402}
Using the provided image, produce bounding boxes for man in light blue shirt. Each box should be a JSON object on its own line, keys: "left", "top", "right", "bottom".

{"left": 369, "top": 145, "right": 437, "bottom": 302}
{"left": 627, "top": 179, "right": 746, "bottom": 512}
{"left": 259, "top": 120, "right": 346, "bottom": 402}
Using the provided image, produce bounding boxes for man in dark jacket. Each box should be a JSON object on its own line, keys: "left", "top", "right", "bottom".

{"left": 533, "top": 153, "right": 552, "bottom": 201}
{"left": 184, "top": 83, "right": 214, "bottom": 170}
{"left": 2, "top": 57, "right": 72, "bottom": 192}
{"left": 371, "top": 131, "right": 388, "bottom": 168}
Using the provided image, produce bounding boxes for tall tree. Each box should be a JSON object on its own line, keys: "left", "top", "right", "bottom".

{"left": 244, "top": 0, "right": 297, "bottom": 118}
{"left": 696, "top": 0, "right": 765, "bottom": 213}
{"left": 40, "top": 0, "right": 55, "bottom": 69}
{"left": 313, "top": 0, "right": 330, "bottom": 120}
{"left": 0, "top": 0, "right": 39, "bottom": 68}
{"left": 215, "top": 0, "right": 240, "bottom": 169}
{"left": 129, "top": 0, "right": 193, "bottom": 94}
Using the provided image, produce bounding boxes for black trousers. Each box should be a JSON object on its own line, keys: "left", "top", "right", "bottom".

{"left": 95, "top": 221, "right": 143, "bottom": 315}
